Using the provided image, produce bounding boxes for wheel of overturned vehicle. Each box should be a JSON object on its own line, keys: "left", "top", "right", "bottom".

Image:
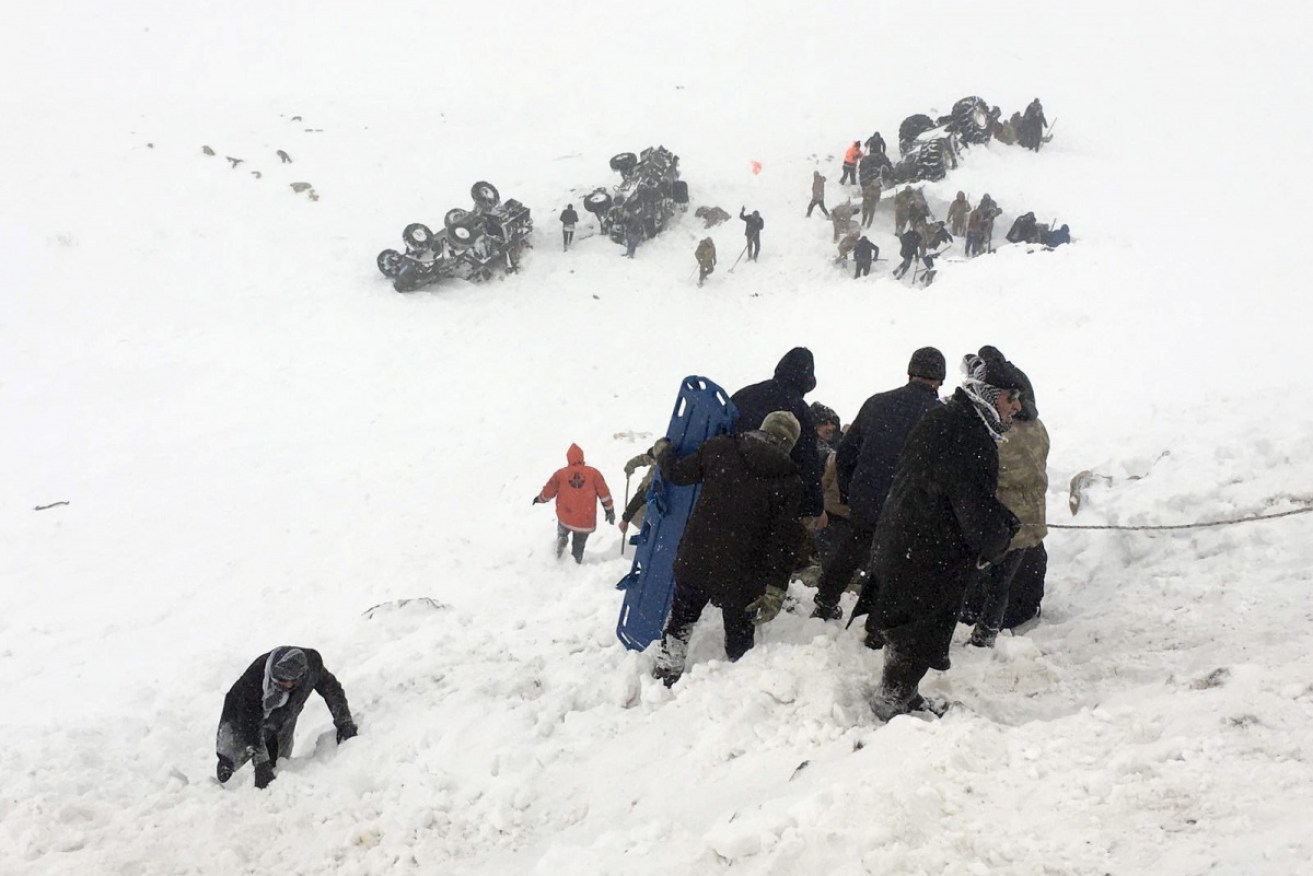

{"left": 951, "top": 96, "right": 992, "bottom": 145}
{"left": 448, "top": 218, "right": 481, "bottom": 248}
{"left": 444, "top": 209, "right": 470, "bottom": 233}
{"left": 377, "top": 249, "right": 405, "bottom": 278}
{"left": 609, "top": 152, "right": 638, "bottom": 174}
{"left": 471, "top": 181, "right": 500, "bottom": 209}
{"left": 898, "top": 114, "right": 936, "bottom": 155}
{"left": 583, "top": 190, "right": 612, "bottom": 214}
{"left": 402, "top": 223, "right": 434, "bottom": 250}
{"left": 915, "top": 142, "right": 948, "bottom": 183}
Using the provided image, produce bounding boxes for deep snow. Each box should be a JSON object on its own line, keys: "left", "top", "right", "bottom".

{"left": 4, "top": 2, "right": 1313, "bottom": 874}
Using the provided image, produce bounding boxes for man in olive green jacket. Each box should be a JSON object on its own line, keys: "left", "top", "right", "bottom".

{"left": 966, "top": 347, "right": 1050, "bottom": 646}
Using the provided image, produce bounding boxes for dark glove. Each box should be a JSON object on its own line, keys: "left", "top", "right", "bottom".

{"left": 532, "top": 495, "right": 545, "bottom": 505}
{"left": 746, "top": 585, "right": 787, "bottom": 626}
{"left": 216, "top": 756, "right": 234, "bottom": 783}
{"left": 254, "top": 761, "right": 275, "bottom": 789}
{"left": 336, "top": 722, "right": 358, "bottom": 744}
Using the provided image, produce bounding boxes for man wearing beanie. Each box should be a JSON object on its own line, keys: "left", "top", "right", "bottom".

{"left": 862, "top": 351, "right": 1024, "bottom": 721}
{"left": 215, "top": 647, "right": 357, "bottom": 789}
{"left": 961, "top": 346, "right": 1051, "bottom": 645}
{"left": 730, "top": 347, "right": 826, "bottom": 528}
{"left": 813, "top": 348, "right": 946, "bottom": 621}
{"left": 648, "top": 411, "right": 806, "bottom": 686}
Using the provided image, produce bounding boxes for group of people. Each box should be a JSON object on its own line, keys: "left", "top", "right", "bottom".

{"left": 993, "top": 98, "right": 1050, "bottom": 151}
{"left": 530, "top": 345, "right": 1050, "bottom": 721}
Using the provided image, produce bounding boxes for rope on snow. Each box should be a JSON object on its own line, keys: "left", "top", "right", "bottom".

{"left": 1035, "top": 502, "right": 1313, "bottom": 532}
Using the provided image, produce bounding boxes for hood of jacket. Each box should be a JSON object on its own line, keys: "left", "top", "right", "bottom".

{"left": 772, "top": 347, "right": 816, "bottom": 395}
{"left": 566, "top": 443, "right": 585, "bottom": 466}
{"left": 737, "top": 432, "right": 800, "bottom": 478}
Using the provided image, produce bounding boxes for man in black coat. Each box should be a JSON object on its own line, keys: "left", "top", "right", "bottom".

{"left": 730, "top": 347, "right": 825, "bottom": 523}
{"left": 866, "top": 353, "right": 1024, "bottom": 720}
{"left": 853, "top": 236, "right": 879, "bottom": 278}
{"left": 739, "top": 207, "right": 764, "bottom": 261}
{"left": 812, "top": 348, "right": 945, "bottom": 620}
{"left": 651, "top": 412, "right": 806, "bottom": 686}
{"left": 891, "top": 228, "right": 924, "bottom": 279}
{"left": 559, "top": 204, "right": 579, "bottom": 251}
{"left": 215, "top": 646, "right": 357, "bottom": 789}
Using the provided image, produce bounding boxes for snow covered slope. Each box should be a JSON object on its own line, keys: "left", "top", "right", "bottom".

{"left": 3, "top": 2, "right": 1313, "bottom": 873}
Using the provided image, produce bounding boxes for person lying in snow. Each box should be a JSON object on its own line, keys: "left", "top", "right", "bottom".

{"left": 215, "top": 647, "right": 357, "bottom": 789}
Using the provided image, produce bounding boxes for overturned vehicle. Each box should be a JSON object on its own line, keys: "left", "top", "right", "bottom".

{"left": 376, "top": 182, "right": 532, "bottom": 293}
{"left": 581, "top": 146, "right": 689, "bottom": 247}
{"left": 889, "top": 95, "right": 996, "bottom": 184}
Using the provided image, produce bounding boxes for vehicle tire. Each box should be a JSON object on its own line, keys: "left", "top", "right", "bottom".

{"left": 444, "top": 209, "right": 470, "bottom": 234}
{"left": 898, "top": 114, "right": 936, "bottom": 155}
{"left": 402, "top": 223, "right": 434, "bottom": 250}
{"left": 609, "top": 152, "right": 638, "bottom": 174}
{"left": 448, "top": 217, "right": 481, "bottom": 248}
{"left": 951, "top": 96, "right": 992, "bottom": 145}
{"left": 583, "top": 190, "right": 612, "bottom": 215}
{"left": 471, "top": 181, "right": 500, "bottom": 209}
{"left": 671, "top": 180, "right": 689, "bottom": 205}
{"left": 915, "top": 141, "right": 948, "bottom": 182}
{"left": 377, "top": 249, "right": 405, "bottom": 278}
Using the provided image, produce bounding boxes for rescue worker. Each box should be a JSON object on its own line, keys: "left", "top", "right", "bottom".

{"left": 853, "top": 235, "right": 879, "bottom": 279}
{"left": 559, "top": 204, "right": 579, "bottom": 251}
{"left": 946, "top": 192, "right": 971, "bottom": 237}
{"left": 841, "top": 140, "right": 863, "bottom": 185}
{"left": 534, "top": 444, "right": 615, "bottom": 563}
{"left": 695, "top": 237, "right": 717, "bottom": 286}
{"left": 807, "top": 171, "right": 830, "bottom": 218}
{"left": 860, "top": 178, "right": 882, "bottom": 229}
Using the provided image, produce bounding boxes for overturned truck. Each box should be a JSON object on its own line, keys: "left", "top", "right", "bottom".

{"left": 376, "top": 182, "right": 532, "bottom": 293}
{"left": 581, "top": 146, "right": 689, "bottom": 247}
{"left": 889, "top": 95, "right": 996, "bottom": 185}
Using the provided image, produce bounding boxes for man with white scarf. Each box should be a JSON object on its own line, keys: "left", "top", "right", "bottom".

{"left": 215, "top": 646, "right": 357, "bottom": 789}
{"left": 864, "top": 352, "right": 1025, "bottom": 721}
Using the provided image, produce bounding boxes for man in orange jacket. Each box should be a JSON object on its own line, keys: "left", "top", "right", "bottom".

{"left": 841, "top": 140, "right": 864, "bottom": 185}
{"left": 534, "top": 443, "right": 615, "bottom": 563}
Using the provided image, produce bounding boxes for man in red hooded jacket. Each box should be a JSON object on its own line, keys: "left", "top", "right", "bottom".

{"left": 534, "top": 443, "right": 615, "bottom": 563}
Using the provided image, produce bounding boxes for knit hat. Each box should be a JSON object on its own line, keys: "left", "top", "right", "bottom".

{"left": 809, "top": 401, "right": 839, "bottom": 428}
{"left": 978, "top": 346, "right": 1037, "bottom": 420}
{"left": 961, "top": 353, "right": 1025, "bottom": 441}
{"left": 907, "top": 347, "right": 946, "bottom": 381}
{"left": 760, "top": 411, "right": 802, "bottom": 450}
{"left": 270, "top": 648, "right": 308, "bottom": 682}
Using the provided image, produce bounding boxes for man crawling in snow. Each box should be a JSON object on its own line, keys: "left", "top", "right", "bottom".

{"left": 215, "top": 646, "right": 357, "bottom": 789}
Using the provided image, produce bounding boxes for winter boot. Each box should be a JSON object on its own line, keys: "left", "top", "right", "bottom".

{"left": 870, "top": 685, "right": 910, "bottom": 722}
{"left": 907, "top": 694, "right": 950, "bottom": 717}
{"left": 810, "top": 597, "right": 843, "bottom": 622}
{"left": 652, "top": 635, "right": 688, "bottom": 688}
{"left": 968, "top": 624, "right": 998, "bottom": 648}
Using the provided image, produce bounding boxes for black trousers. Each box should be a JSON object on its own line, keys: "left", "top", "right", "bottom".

{"left": 879, "top": 643, "right": 931, "bottom": 707}
{"left": 807, "top": 198, "right": 829, "bottom": 218}
{"left": 746, "top": 234, "right": 760, "bottom": 260}
{"left": 562, "top": 228, "right": 574, "bottom": 249}
{"left": 840, "top": 162, "right": 857, "bottom": 184}
{"left": 665, "top": 579, "right": 756, "bottom": 661}
{"left": 816, "top": 517, "right": 874, "bottom": 608}
{"left": 854, "top": 259, "right": 872, "bottom": 278}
